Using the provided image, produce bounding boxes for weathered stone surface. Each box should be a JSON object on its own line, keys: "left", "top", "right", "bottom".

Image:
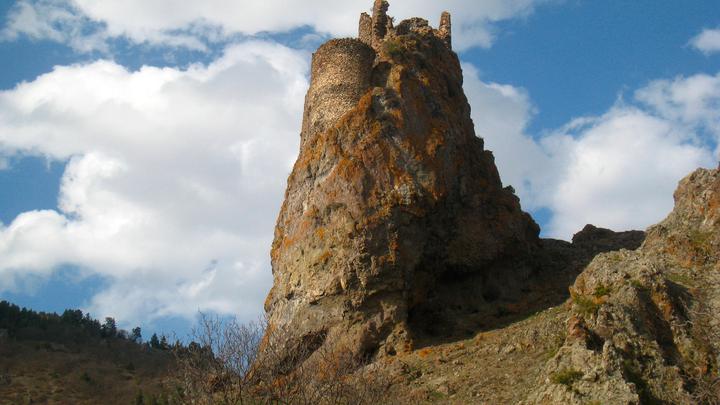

{"left": 642, "top": 167, "right": 720, "bottom": 268}
{"left": 358, "top": 12, "right": 372, "bottom": 46}
{"left": 571, "top": 224, "right": 645, "bottom": 257}
{"left": 263, "top": 1, "right": 539, "bottom": 365}
{"left": 437, "top": 12, "right": 451, "bottom": 47}
{"left": 523, "top": 168, "right": 720, "bottom": 404}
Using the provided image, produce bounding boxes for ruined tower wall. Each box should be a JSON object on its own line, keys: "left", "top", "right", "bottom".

{"left": 371, "top": 0, "right": 390, "bottom": 49}
{"left": 361, "top": 0, "right": 451, "bottom": 50}
{"left": 437, "top": 11, "right": 451, "bottom": 47}
{"left": 302, "top": 38, "right": 375, "bottom": 144}
{"left": 359, "top": 12, "right": 372, "bottom": 45}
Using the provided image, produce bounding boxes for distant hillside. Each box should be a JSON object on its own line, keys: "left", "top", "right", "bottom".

{"left": 0, "top": 301, "right": 175, "bottom": 404}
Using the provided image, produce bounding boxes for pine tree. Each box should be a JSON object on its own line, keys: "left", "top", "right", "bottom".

{"left": 131, "top": 326, "right": 142, "bottom": 343}
{"left": 149, "top": 333, "right": 160, "bottom": 349}
{"left": 101, "top": 317, "right": 117, "bottom": 338}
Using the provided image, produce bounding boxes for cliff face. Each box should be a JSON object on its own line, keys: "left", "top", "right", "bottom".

{"left": 264, "top": 0, "right": 539, "bottom": 363}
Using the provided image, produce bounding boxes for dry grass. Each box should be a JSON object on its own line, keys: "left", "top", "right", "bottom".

{"left": 0, "top": 338, "right": 172, "bottom": 404}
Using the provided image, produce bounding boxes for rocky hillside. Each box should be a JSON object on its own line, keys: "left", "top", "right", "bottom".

{"left": 523, "top": 167, "right": 720, "bottom": 404}
{"left": 383, "top": 167, "right": 719, "bottom": 404}
{"left": 261, "top": 1, "right": 720, "bottom": 404}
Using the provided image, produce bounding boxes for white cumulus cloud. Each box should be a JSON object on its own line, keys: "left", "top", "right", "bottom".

{"left": 1, "top": 34, "right": 718, "bottom": 331}
{"left": 1, "top": 0, "right": 109, "bottom": 53}
{"left": 462, "top": 63, "right": 556, "bottom": 210}
{"left": 691, "top": 28, "right": 720, "bottom": 55}
{"left": 463, "top": 67, "right": 718, "bottom": 240}
{"left": 0, "top": 41, "right": 309, "bottom": 326}
{"left": 540, "top": 107, "right": 715, "bottom": 238}
{"left": 2, "top": 0, "right": 553, "bottom": 52}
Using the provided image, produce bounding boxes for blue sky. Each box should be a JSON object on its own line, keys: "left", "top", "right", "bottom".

{"left": 0, "top": 0, "right": 718, "bottom": 340}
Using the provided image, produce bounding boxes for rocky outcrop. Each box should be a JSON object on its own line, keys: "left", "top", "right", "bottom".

{"left": 263, "top": 1, "right": 540, "bottom": 365}
{"left": 523, "top": 168, "right": 720, "bottom": 404}
{"left": 571, "top": 224, "right": 645, "bottom": 258}
{"left": 383, "top": 169, "right": 715, "bottom": 404}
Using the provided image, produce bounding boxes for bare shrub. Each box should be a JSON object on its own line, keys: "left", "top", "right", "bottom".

{"left": 255, "top": 328, "right": 397, "bottom": 405}
{"left": 173, "top": 313, "right": 397, "bottom": 405}
{"left": 680, "top": 283, "right": 720, "bottom": 405}
{"left": 173, "top": 313, "right": 264, "bottom": 404}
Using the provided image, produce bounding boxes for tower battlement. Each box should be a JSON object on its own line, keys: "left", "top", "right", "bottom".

{"left": 301, "top": 1, "right": 454, "bottom": 148}
{"left": 358, "top": 0, "right": 451, "bottom": 49}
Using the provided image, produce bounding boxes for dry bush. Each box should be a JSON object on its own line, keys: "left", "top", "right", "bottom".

{"left": 172, "top": 314, "right": 264, "bottom": 405}
{"left": 680, "top": 284, "right": 720, "bottom": 405}
{"left": 257, "top": 330, "right": 397, "bottom": 405}
{"left": 173, "top": 314, "right": 397, "bottom": 405}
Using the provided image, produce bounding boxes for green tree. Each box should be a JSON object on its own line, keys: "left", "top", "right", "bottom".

{"left": 149, "top": 333, "right": 160, "bottom": 349}
{"left": 131, "top": 326, "right": 142, "bottom": 343}
{"left": 101, "top": 317, "right": 117, "bottom": 338}
{"left": 61, "top": 309, "right": 84, "bottom": 325}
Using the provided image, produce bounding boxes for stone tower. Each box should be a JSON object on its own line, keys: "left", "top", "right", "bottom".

{"left": 263, "top": 1, "right": 539, "bottom": 368}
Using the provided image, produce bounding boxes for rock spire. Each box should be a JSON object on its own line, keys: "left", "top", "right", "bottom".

{"left": 263, "top": 1, "right": 539, "bottom": 368}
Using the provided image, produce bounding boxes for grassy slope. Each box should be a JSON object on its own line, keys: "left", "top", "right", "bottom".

{"left": 387, "top": 304, "right": 568, "bottom": 404}
{"left": 0, "top": 337, "right": 173, "bottom": 405}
